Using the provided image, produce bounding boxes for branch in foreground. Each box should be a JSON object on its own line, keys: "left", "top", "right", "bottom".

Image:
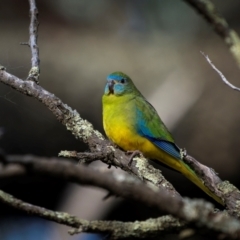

{"left": 68, "top": 216, "right": 182, "bottom": 238}
{"left": 26, "top": 0, "right": 40, "bottom": 83}
{"left": 0, "top": 188, "right": 182, "bottom": 239}
{"left": 183, "top": 0, "right": 240, "bottom": 67}
{"left": 1, "top": 155, "right": 240, "bottom": 238}
{"left": 201, "top": 51, "right": 240, "bottom": 92}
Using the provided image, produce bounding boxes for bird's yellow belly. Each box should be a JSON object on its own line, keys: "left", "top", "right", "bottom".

{"left": 105, "top": 122, "right": 182, "bottom": 171}
{"left": 105, "top": 123, "right": 140, "bottom": 151}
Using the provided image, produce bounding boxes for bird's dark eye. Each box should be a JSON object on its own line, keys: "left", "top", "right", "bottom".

{"left": 120, "top": 78, "right": 126, "bottom": 84}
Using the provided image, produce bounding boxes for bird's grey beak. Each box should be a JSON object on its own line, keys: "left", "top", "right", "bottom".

{"left": 108, "top": 80, "right": 115, "bottom": 94}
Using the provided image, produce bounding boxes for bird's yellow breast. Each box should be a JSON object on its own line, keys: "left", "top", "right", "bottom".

{"left": 104, "top": 120, "right": 142, "bottom": 151}
{"left": 103, "top": 94, "right": 140, "bottom": 149}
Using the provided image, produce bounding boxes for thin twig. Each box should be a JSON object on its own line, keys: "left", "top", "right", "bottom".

{"left": 183, "top": 0, "right": 240, "bottom": 67}
{"left": 27, "top": 0, "right": 40, "bottom": 83}
{"left": 201, "top": 51, "right": 240, "bottom": 91}
{"left": 59, "top": 150, "right": 111, "bottom": 164}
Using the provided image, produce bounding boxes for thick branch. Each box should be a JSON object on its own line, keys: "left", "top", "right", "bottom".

{"left": 183, "top": 0, "right": 240, "bottom": 67}
{"left": 2, "top": 155, "right": 183, "bottom": 212}
{"left": 0, "top": 155, "right": 240, "bottom": 238}
{"left": 0, "top": 187, "right": 182, "bottom": 239}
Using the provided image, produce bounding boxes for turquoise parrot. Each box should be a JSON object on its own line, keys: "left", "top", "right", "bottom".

{"left": 102, "top": 71, "right": 223, "bottom": 205}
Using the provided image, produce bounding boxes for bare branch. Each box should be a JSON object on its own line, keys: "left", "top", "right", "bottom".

{"left": 183, "top": 0, "right": 240, "bottom": 67}
{"left": 0, "top": 187, "right": 183, "bottom": 239}
{"left": 2, "top": 155, "right": 183, "bottom": 213}
{"left": 59, "top": 150, "right": 111, "bottom": 164}
{"left": 0, "top": 155, "right": 240, "bottom": 238}
{"left": 27, "top": 0, "right": 40, "bottom": 83}
{"left": 69, "top": 216, "right": 182, "bottom": 238}
{"left": 201, "top": 51, "right": 240, "bottom": 91}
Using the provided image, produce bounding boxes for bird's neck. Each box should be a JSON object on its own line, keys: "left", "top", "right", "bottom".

{"left": 102, "top": 93, "right": 135, "bottom": 106}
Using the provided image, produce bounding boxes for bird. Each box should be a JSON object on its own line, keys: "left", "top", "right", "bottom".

{"left": 102, "top": 71, "right": 223, "bottom": 205}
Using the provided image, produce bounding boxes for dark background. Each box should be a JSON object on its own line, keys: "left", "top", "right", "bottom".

{"left": 0, "top": 1, "right": 240, "bottom": 239}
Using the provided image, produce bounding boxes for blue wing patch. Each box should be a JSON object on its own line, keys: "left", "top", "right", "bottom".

{"left": 136, "top": 108, "right": 181, "bottom": 160}
{"left": 145, "top": 136, "right": 181, "bottom": 160}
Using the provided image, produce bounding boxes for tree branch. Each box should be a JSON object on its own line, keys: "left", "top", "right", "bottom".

{"left": 27, "top": 0, "right": 40, "bottom": 83}
{"left": 0, "top": 187, "right": 182, "bottom": 239}
{"left": 2, "top": 155, "right": 183, "bottom": 212}
{"left": 0, "top": 155, "right": 240, "bottom": 238}
{"left": 183, "top": 0, "right": 240, "bottom": 67}
{"left": 201, "top": 51, "right": 240, "bottom": 91}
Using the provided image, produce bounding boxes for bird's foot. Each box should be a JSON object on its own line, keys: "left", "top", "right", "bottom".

{"left": 180, "top": 148, "right": 187, "bottom": 159}
{"left": 126, "top": 150, "right": 142, "bottom": 167}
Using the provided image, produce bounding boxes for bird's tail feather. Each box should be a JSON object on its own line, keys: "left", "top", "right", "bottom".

{"left": 179, "top": 161, "right": 224, "bottom": 205}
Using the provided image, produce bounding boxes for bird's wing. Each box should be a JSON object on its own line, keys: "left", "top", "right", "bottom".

{"left": 135, "top": 97, "right": 181, "bottom": 160}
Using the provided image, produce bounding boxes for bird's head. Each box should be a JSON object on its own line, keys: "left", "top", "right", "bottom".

{"left": 104, "top": 72, "right": 136, "bottom": 96}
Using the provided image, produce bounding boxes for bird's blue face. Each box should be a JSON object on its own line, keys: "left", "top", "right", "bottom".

{"left": 104, "top": 72, "right": 131, "bottom": 96}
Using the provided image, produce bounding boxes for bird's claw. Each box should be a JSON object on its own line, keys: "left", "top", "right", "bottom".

{"left": 126, "top": 150, "right": 141, "bottom": 167}
{"left": 180, "top": 148, "right": 187, "bottom": 159}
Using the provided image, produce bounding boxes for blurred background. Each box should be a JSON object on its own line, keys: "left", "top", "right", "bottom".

{"left": 0, "top": 0, "right": 240, "bottom": 239}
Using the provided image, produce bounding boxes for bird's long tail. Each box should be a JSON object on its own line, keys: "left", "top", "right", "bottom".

{"left": 155, "top": 150, "right": 223, "bottom": 205}
{"left": 178, "top": 160, "right": 223, "bottom": 205}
